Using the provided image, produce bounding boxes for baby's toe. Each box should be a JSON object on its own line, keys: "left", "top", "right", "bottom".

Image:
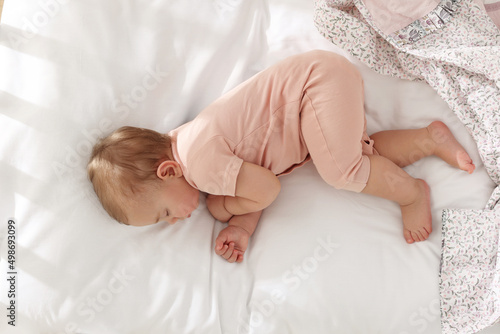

{"left": 412, "top": 231, "right": 423, "bottom": 242}
{"left": 420, "top": 227, "right": 430, "bottom": 239}
{"left": 404, "top": 229, "right": 415, "bottom": 244}
{"left": 465, "top": 162, "right": 475, "bottom": 174}
{"left": 457, "top": 151, "right": 475, "bottom": 174}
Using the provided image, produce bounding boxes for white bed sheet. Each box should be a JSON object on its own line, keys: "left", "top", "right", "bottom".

{"left": 0, "top": 0, "right": 499, "bottom": 333}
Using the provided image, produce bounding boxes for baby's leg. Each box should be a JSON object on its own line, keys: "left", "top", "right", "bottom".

{"left": 364, "top": 121, "right": 475, "bottom": 243}
{"left": 297, "top": 51, "right": 437, "bottom": 244}
{"left": 361, "top": 155, "right": 431, "bottom": 244}
{"left": 370, "top": 121, "right": 475, "bottom": 173}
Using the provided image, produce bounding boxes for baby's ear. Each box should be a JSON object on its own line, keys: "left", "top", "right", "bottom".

{"left": 157, "top": 160, "right": 183, "bottom": 179}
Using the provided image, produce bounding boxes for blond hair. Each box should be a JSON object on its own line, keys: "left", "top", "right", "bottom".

{"left": 87, "top": 126, "right": 172, "bottom": 224}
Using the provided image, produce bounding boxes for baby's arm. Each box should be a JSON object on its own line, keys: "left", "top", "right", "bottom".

{"left": 224, "top": 162, "right": 281, "bottom": 215}
{"left": 206, "top": 194, "right": 233, "bottom": 223}
{"left": 210, "top": 162, "right": 280, "bottom": 263}
{"left": 215, "top": 210, "right": 262, "bottom": 263}
{"left": 206, "top": 162, "right": 279, "bottom": 221}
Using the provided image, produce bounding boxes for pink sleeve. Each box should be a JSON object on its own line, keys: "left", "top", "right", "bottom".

{"left": 187, "top": 136, "right": 244, "bottom": 196}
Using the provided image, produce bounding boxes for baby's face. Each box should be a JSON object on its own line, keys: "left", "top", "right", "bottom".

{"left": 125, "top": 176, "right": 200, "bottom": 226}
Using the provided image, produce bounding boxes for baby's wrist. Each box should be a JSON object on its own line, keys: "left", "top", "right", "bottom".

{"left": 228, "top": 220, "right": 251, "bottom": 236}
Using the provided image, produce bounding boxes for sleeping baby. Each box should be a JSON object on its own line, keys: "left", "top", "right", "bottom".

{"left": 87, "top": 50, "right": 475, "bottom": 263}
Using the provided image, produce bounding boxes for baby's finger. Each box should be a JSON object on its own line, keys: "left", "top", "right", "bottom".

{"left": 215, "top": 243, "right": 229, "bottom": 256}
{"left": 227, "top": 249, "right": 239, "bottom": 263}
{"left": 236, "top": 252, "right": 244, "bottom": 263}
{"left": 221, "top": 242, "right": 235, "bottom": 260}
{"left": 215, "top": 235, "right": 228, "bottom": 253}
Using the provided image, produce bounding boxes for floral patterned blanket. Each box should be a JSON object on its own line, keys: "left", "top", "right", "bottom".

{"left": 314, "top": 0, "right": 500, "bottom": 333}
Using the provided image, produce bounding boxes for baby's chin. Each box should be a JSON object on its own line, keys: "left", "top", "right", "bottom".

{"left": 186, "top": 193, "right": 200, "bottom": 217}
{"left": 191, "top": 198, "right": 200, "bottom": 215}
{"left": 193, "top": 192, "right": 201, "bottom": 209}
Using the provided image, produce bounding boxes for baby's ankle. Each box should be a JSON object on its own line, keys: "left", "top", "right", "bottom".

{"left": 398, "top": 178, "right": 425, "bottom": 207}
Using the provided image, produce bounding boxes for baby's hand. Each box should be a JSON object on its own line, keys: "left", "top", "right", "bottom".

{"left": 215, "top": 225, "right": 250, "bottom": 263}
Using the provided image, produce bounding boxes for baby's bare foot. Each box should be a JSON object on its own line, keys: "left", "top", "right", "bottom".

{"left": 427, "top": 121, "right": 475, "bottom": 174}
{"left": 400, "top": 179, "right": 432, "bottom": 244}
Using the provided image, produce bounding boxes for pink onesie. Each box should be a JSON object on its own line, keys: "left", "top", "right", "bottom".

{"left": 168, "top": 50, "right": 378, "bottom": 196}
